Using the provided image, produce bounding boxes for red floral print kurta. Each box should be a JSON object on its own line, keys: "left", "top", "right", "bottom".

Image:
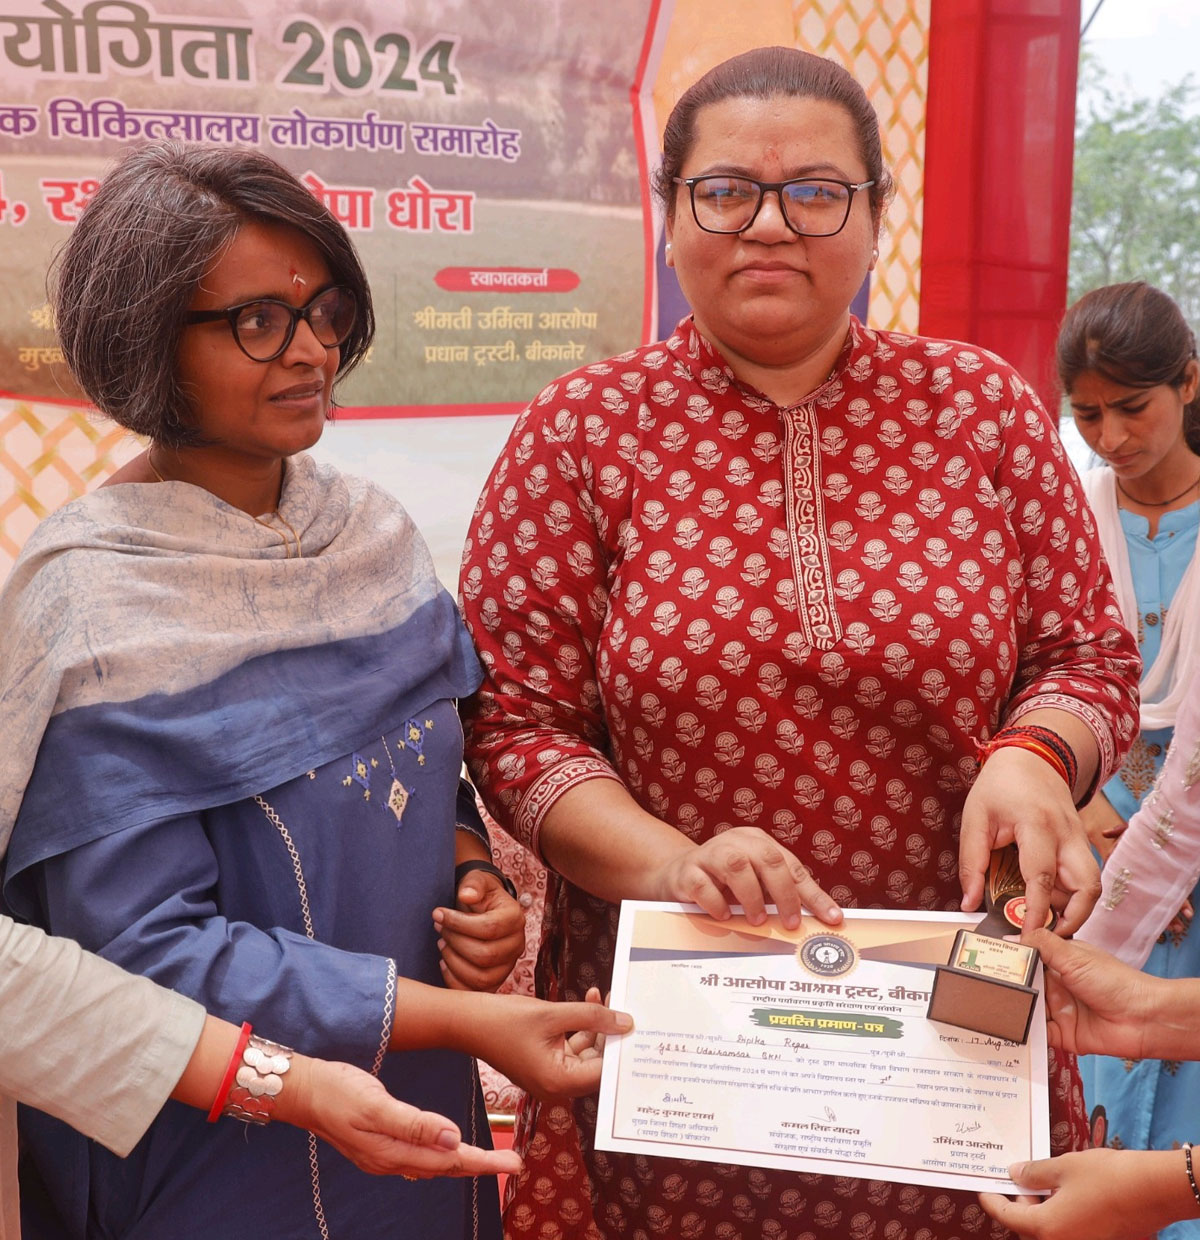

{"left": 460, "top": 317, "right": 1141, "bottom": 1240}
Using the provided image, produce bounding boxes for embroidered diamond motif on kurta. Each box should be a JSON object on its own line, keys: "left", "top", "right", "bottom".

{"left": 387, "top": 779, "right": 409, "bottom": 822}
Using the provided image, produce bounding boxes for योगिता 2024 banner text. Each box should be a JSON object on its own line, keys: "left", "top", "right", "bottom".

{"left": 0, "top": 0, "right": 672, "bottom": 414}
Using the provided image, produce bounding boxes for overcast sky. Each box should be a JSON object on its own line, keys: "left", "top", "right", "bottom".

{"left": 1081, "top": 0, "right": 1199, "bottom": 109}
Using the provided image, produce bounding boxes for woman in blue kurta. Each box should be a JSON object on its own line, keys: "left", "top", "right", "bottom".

{"left": 1062, "top": 282, "right": 1200, "bottom": 1240}
{"left": 0, "top": 142, "right": 627, "bottom": 1240}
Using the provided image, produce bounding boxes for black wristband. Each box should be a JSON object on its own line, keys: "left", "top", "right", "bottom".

{"left": 1185, "top": 1143, "right": 1200, "bottom": 1211}
{"left": 454, "top": 859, "right": 518, "bottom": 902}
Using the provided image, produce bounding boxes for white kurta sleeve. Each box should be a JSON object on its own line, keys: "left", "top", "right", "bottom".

{"left": 0, "top": 911, "right": 206, "bottom": 1228}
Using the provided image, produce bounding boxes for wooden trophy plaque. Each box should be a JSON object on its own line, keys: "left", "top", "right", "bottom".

{"left": 926, "top": 845, "right": 1047, "bottom": 1044}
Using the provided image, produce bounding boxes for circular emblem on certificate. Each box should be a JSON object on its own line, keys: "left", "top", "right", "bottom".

{"left": 798, "top": 933, "right": 857, "bottom": 977}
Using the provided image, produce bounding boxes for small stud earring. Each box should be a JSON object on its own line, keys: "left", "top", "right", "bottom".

{"left": 665, "top": 242, "right": 672, "bottom": 253}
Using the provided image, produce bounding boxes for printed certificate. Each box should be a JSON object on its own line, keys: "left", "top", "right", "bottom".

{"left": 596, "top": 902, "right": 1050, "bottom": 1196}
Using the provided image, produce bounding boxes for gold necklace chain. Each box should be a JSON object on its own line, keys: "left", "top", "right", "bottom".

{"left": 253, "top": 511, "right": 304, "bottom": 559}
{"left": 146, "top": 447, "right": 169, "bottom": 485}
{"left": 147, "top": 447, "right": 303, "bottom": 558}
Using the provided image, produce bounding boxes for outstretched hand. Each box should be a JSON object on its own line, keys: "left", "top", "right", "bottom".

{"left": 980, "top": 1147, "right": 1199, "bottom": 1240}
{"left": 1025, "top": 928, "right": 1159, "bottom": 1059}
{"left": 285, "top": 1057, "right": 523, "bottom": 1179}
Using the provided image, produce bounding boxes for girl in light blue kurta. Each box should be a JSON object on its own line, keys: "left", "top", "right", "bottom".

{"left": 1063, "top": 282, "right": 1200, "bottom": 1240}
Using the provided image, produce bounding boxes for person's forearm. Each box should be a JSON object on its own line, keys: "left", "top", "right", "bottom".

{"left": 171, "top": 1015, "right": 483, "bottom": 1173}
{"left": 169, "top": 1014, "right": 325, "bottom": 1131}
{"left": 454, "top": 829, "right": 491, "bottom": 866}
{"left": 1008, "top": 707, "right": 1099, "bottom": 805}
{"left": 1081, "top": 687, "right": 1200, "bottom": 966}
{"left": 537, "top": 778, "right": 697, "bottom": 902}
{"left": 1143, "top": 975, "right": 1200, "bottom": 1060}
{"left": 171, "top": 1016, "right": 396, "bottom": 1135}
{"left": 1119, "top": 1149, "right": 1200, "bottom": 1235}
{"left": 0, "top": 914, "right": 206, "bottom": 1156}
{"left": 169, "top": 1014, "right": 242, "bottom": 1110}
{"left": 169, "top": 1016, "right": 392, "bottom": 1128}
{"left": 386, "top": 980, "right": 492, "bottom": 1054}
{"left": 37, "top": 813, "right": 396, "bottom": 1067}
{"left": 989, "top": 1146, "right": 1200, "bottom": 1238}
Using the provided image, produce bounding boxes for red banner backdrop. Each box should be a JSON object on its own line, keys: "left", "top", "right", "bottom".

{"left": 922, "top": 0, "right": 1081, "bottom": 407}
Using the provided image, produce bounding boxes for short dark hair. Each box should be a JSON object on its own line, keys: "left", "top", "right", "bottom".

{"left": 652, "top": 46, "right": 895, "bottom": 226}
{"left": 52, "top": 141, "right": 375, "bottom": 448}
{"left": 1057, "top": 282, "right": 1200, "bottom": 453}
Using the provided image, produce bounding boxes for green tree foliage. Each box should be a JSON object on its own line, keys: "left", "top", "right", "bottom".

{"left": 1071, "top": 56, "right": 1200, "bottom": 322}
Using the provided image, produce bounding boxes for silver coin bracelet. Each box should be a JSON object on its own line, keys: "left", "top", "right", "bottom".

{"left": 207, "top": 1023, "right": 294, "bottom": 1126}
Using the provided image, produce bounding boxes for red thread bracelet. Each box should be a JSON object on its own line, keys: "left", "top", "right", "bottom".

{"left": 975, "top": 734, "right": 1071, "bottom": 787}
{"left": 207, "top": 1021, "right": 253, "bottom": 1123}
{"left": 1007, "top": 724, "right": 1079, "bottom": 789}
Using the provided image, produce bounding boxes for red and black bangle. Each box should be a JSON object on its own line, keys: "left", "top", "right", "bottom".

{"left": 975, "top": 724, "right": 1079, "bottom": 795}
{"left": 1010, "top": 724, "right": 1079, "bottom": 791}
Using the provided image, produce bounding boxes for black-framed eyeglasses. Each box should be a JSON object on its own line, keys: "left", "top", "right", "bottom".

{"left": 673, "top": 175, "right": 875, "bottom": 237}
{"left": 184, "top": 285, "right": 358, "bottom": 362}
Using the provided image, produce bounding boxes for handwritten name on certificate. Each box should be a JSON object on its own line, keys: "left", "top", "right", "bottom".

{"left": 596, "top": 902, "right": 1050, "bottom": 1196}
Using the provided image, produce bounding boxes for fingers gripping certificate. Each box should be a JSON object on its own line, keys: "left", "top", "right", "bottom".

{"left": 596, "top": 902, "right": 1050, "bottom": 1196}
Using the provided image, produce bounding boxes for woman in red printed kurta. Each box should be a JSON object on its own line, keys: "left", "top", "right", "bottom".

{"left": 460, "top": 47, "right": 1141, "bottom": 1240}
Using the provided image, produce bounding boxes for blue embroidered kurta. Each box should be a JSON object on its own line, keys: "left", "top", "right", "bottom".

{"left": 0, "top": 456, "right": 500, "bottom": 1240}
